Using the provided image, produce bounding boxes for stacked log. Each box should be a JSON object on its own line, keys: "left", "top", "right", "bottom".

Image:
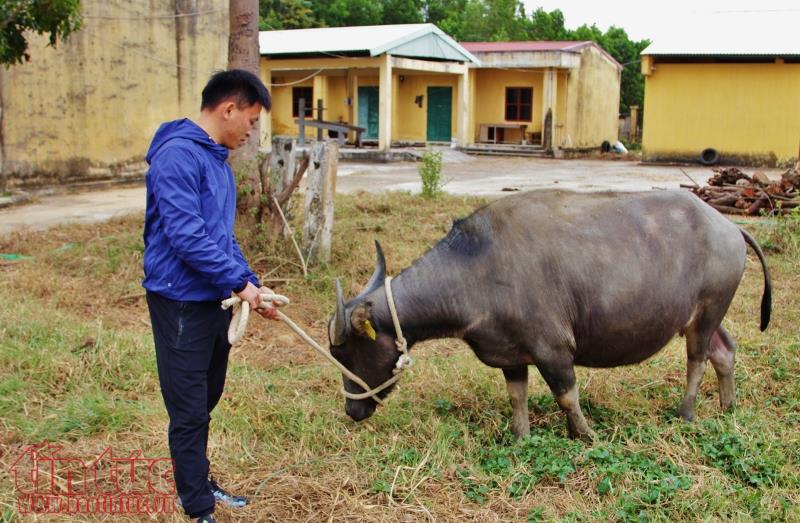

{"left": 684, "top": 167, "right": 800, "bottom": 215}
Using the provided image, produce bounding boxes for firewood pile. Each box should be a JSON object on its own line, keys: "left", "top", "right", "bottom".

{"left": 684, "top": 167, "right": 800, "bottom": 215}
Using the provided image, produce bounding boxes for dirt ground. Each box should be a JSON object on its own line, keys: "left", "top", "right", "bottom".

{"left": 0, "top": 154, "right": 782, "bottom": 236}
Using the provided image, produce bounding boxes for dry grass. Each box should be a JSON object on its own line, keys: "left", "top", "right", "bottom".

{"left": 0, "top": 191, "right": 798, "bottom": 522}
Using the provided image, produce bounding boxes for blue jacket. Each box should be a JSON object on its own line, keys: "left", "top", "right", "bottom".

{"left": 142, "top": 119, "right": 260, "bottom": 301}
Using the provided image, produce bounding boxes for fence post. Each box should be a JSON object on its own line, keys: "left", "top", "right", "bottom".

{"left": 268, "top": 137, "right": 298, "bottom": 234}
{"left": 303, "top": 141, "right": 338, "bottom": 265}
{"left": 269, "top": 137, "right": 296, "bottom": 194}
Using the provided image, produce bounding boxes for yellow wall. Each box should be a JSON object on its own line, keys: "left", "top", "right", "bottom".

{"left": 269, "top": 75, "right": 315, "bottom": 139}
{"left": 394, "top": 74, "right": 459, "bottom": 142}
{"left": 563, "top": 46, "right": 620, "bottom": 148}
{"left": 642, "top": 61, "right": 800, "bottom": 165}
{"left": 0, "top": 0, "right": 228, "bottom": 188}
{"left": 325, "top": 76, "right": 349, "bottom": 124}
{"left": 471, "top": 69, "right": 544, "bottom": 142}
{"left": 266, "top": 65, "right": 467, "bottom": 145}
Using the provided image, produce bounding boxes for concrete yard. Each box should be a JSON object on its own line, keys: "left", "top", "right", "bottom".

{"left": 0, "top": 153, "right": 778, "bottom": 236}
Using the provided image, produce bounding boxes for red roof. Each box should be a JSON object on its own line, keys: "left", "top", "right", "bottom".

{"left": 460, "top": 41, "right": 621, "bottom": 68}
{"left": 460, "top": 41, "right": 590, "bottom": 53}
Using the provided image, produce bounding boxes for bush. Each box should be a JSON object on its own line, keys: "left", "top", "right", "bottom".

{"left": 419, "top": 149, "right": 444, "bottom": 198}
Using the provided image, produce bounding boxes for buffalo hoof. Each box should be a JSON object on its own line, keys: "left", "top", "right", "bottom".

{"left": 678, "top": 406, "right": 696, "bottom": 422}
{"left": 568, "top": 427, "right": 596, "bottom": 442}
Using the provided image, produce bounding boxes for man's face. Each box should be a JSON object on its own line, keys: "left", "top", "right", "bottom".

{"left": 219, "top": 101, "right": 262, "bottom": 149}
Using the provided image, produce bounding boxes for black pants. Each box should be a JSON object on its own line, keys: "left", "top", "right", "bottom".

{"left": 146, "top": 291, "right": 231, "bottom": 518}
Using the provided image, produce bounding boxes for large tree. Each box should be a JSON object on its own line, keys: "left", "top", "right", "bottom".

{"left": 228, "top": 0, "right": 263, "bottom": 216}
{"left": 0, "top": 0, "right": 82, "bottom": 65}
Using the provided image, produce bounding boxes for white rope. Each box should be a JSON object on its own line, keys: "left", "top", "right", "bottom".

{"left": 221, "top": 276, "right": 412, "bottom": 406}
{"left": 222, "top": 292, "right": 290, "bottom": 345}
{"left": 223, "top": 293, "right": 388, "bottom": 406}
{"left": 271, "top": 195, "right": 307, "bottom": 277}
{"left": 384, "top": 276, "right": 413, "bottom": 371}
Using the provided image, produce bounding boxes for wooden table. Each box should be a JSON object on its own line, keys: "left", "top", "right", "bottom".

{"left": 479, "top": 123, "right": 528, "bottom": 144}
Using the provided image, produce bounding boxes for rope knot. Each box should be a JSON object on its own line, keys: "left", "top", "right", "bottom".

{"left": 394, "top": 353, "right": 413, "bottom": 371}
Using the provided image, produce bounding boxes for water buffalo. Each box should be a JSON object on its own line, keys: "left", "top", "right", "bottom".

{"left": 328, "top": 190, "right": 771, "bottom": 439}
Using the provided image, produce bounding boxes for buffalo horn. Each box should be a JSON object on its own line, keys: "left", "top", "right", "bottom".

{"left": 356, "top": 240, "right": 386, "bottom": 300}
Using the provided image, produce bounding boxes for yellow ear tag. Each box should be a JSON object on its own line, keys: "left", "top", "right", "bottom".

{"left": 363, "top": 320, "right": 377, "bottom": 340}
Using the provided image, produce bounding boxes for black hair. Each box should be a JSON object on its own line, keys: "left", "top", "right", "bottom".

{"left": 201, "top": 69, "right": 272, "bottom": 112}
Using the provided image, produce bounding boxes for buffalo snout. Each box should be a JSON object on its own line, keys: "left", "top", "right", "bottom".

{"left": 346, "top": 400, "right": 376, "bottom": 422}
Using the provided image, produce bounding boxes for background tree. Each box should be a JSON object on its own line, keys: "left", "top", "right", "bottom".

{"left": 0, "top": 0, "right": 82, "bottom": 65}
{"left": 524, "top": 7, "right": 569, "bottom": 40}
{"left": 259, "top": 0, "right": 316, "bottom": 30}
{"left": 382, "top": 0, "right": 423, "bottom": 25}
{"left": 422, "top": 0, "right": 468, "bottom": 37}
{"left": 309, "top": 0, "right": 383, "bottom": 27}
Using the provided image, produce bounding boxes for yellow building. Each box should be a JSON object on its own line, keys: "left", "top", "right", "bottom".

{"left": 260, "top": 26, "right": 622, "bottom": 152}
{"left": 0, "top": 0, "right": 228, "bottom": 189}
{"left": 1, "top": 17, "right": 623, "bottom": 189}
{"left": 260, "top": 24, "right": 478, "bottom": 151}
{"left": 461, "top": 41, "right": 621, "bottom": 151}
{"left": 641, "top": 15, "right": 800, "bottom": 166}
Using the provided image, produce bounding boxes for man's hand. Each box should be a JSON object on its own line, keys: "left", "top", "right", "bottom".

{"left": 235, "top": 281, "right": 261, "bottom": 312}
{"left": 255, "top": 285, "right": 281, "bottom": 321}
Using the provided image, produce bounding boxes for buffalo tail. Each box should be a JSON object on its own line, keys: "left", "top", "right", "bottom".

{"left": 740, "top": 228, "right": 772, "bottom": 331}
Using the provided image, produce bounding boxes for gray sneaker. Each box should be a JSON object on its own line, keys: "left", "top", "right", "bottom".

{"left": 197, "top": 514, "right": 217, "bottom": 523}
{"left": 209, "top": 476, "right": 248, "bottom": 508}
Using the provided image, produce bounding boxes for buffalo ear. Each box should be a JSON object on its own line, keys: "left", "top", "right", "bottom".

{"left": 350, "top": 302, "right": 374, "bottom": 339}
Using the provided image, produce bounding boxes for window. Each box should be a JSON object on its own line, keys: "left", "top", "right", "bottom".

{"left": 292, "top": 87, "right": 313, "bottom": 117}
{"left": 505, "top": 87, "right": 532, "bottom": 121}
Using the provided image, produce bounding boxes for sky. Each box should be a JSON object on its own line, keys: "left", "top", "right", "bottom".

{"left": 521, "top": 0, "right": 800, "bottom": 42}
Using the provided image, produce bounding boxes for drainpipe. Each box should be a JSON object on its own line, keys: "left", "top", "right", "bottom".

{"left": 0, "top": 68, "right": 5, "bottom": 192}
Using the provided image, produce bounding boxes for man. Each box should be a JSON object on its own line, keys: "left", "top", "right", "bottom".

{"left": 143, "top": 69, "right": 279, "bottom": 523}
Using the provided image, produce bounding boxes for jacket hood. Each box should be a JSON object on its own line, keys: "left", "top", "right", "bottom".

{"left": 146, "top": 118, "right": 229, "bottom": 164}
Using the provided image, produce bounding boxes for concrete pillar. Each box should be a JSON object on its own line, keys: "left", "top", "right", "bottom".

{"left": 313, "top": 74, "right": 325, "bottom": 118}
{"left": 351, "top": 72, "right": 359, "bottom": 132}
{"left": 629, "top": 105, "right": 639, "bottom": 142}
{"left": 457, "top": 68, "right": 470, "bottom": 146}
{"left": 468, "top": 69, "right": 477, "bottom": 143}
{"left": 542, "top": 68, "right": 556, "bottom": 147}
{"left": 378, "top": 54, "right": 393, "bottom": 150}
{"left": 391, "top": 70, "right": 400, "bottom": 140}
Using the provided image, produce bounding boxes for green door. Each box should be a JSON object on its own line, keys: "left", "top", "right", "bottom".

{"left": 358, "top": 86, "right": 379, "bottom": 140}
{"left": 427, "top": 86, "right": 452, "bottom": 142}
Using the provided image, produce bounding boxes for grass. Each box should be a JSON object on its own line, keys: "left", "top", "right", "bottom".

{"left": 0, "top": 191, "right": 798, "bottom": 522}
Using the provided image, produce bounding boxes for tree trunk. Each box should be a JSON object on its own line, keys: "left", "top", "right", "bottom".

{"left": 227, "top": 0, "right": 261, "bottom": 216}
